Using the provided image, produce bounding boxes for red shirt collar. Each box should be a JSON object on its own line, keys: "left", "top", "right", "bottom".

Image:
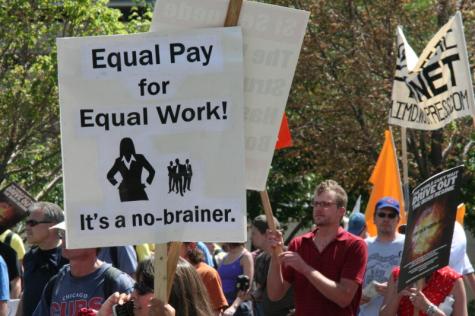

{"left": 302, "top": 226, "right": 350, "bottom": 241}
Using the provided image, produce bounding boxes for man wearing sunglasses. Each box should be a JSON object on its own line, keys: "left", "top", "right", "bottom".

{"left": 359, "top": 197, "right": 404, "bottom": 316}
{"left": 18, "top": 202, "right": 68, "bottom": 316}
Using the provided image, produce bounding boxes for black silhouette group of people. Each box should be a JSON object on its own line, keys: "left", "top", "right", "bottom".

{"left": 168, "top": 158, "right": 193, "bottom": 196}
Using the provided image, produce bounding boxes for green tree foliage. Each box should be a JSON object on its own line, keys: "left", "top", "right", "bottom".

{"left": 2, "top": 0, "right": 475, "bottom": 236}
{"left": 0, "top": 0, "right": 151, "bottom": 204}
{"left": 259, "top": 0, "right": 475, "bottom": 234}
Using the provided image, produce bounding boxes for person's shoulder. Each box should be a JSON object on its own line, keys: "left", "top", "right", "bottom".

{"left": 339, "top": 230, "right": 367, "bottom": 253}
{"left": 394, "top": 233, "right": 405, "bottom": 243}
{"left": 364, "top": 236, "right": 377, "bottom": 245}
{"left": 438, "top": 266, "right": 462, "bottom": 280}
{"left": 0, "top": 242, "right": 18, "bottom": 262}
{"left": 197, "top": 262, "right": 218, "bottom": 276}
{"left": 105, "top": 264, "right": 134, "bottom": 284}
{"left": 0, "top": 256, "right": 6, "bottom": 269}
{"left": 339, "top": 228, "right": 365, "bottom": 243}
{"left": 292, "top": 230, "right": 314, "bottom": 242}
{"left": 286, "top": 230, "right": 315, "bottom": 251}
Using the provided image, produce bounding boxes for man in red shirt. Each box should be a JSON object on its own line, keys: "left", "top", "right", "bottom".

{"left": 267, "top": 179, "right": 368, "bottom": 316}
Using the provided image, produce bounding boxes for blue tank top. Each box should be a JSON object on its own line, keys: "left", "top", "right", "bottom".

{"left": 217, "top": 254, "right": 244, "bottom": 304}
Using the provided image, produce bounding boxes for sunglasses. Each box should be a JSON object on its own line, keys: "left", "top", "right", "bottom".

{"left": 134, "top": 281, "right": 153, "bottom": 295}
{"left": 26, "top": 220, "right": 53, "bottom": 227}
{"left": 376, "top": 212, "right": 397, "bottom": 219}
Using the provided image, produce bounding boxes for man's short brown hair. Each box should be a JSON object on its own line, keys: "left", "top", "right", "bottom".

{"left": 314, "top": 179, "right": 348, "bottom": 208}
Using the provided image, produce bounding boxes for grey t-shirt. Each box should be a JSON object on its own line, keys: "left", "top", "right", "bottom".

{"left": 358, "top": 234, "right": 404, "bottom": 316}
{"left": 33, "top": 263, "right": 133, "bottom": 316}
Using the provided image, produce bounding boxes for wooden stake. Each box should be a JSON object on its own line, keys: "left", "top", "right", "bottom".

{"left": 154, "top": 0, "right": 246, "bottom": 304}
{"left": 154, "top": 243, "right": 169, "bottom": 302}
{"left": 224, "top": 0, "right": 243, "bottom": 27}
{"left": 154, "top": 242, "right": 182, "bottom": 303}
{"left": 166, "top": 242, "right": 182, "bottom": 298}
{"left": 400, "top": 127, "right": 410, "bottom": 216}
{"left": 260, "top": 190, "right": 283, "bottom": 255}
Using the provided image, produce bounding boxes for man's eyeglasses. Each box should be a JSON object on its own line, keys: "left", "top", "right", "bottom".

{"left": 313, "top": 201, "right": 337, "bottom": 208}
{"left": 134, "top": 281, "right": 153, "bottom": 295}
{"left": 376, "top": 212, "right": 397, "bottom": 219}
{"left": 25, "top": 220, "right": 53, "bottom": 227}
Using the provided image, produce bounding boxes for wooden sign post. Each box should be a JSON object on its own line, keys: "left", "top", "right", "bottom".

{"left": 259, "top": 190, "right": 283, "bottom": 255}
{"left": 153, "top": 0, "right": 246, "bottom": 303}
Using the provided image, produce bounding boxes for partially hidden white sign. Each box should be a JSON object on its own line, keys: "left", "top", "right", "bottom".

{"left": 152, "top": 0, "right": 309, "bottom": 190}
{"left": 57, "top": 27, "right": 246, "bottom": 248}
{"left": 390, "top": 12, "right": 475, "bottom": 130}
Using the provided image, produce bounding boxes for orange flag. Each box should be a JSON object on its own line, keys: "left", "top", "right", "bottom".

{"left": 275, "top": 114, "right": 292, "bottom": 149}
{"left": 365, "top": 130, "right": 406, "bottom": 236}
{"left": 456, "top": 203, "right": 466, "bottom": 225}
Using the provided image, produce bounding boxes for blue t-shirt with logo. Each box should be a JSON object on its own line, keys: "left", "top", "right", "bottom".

{"left": 33, "top": 262, "right": 133, "bottom": 316}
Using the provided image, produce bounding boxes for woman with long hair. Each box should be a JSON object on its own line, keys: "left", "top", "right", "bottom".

{"left": 98, "top": 257, "right": 214, "bottom": 316}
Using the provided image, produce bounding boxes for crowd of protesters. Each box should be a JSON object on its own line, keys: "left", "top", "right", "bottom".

{"left": 0, "top": 179, "right": 474, "bottom": 315}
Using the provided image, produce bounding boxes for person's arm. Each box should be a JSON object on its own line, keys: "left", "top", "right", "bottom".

{"left": 15, "top": 295, "right": 23, "bottom": 316}
{"left": 266, "top": 230, "right": 291, "bottom": 301}
{"left": 140, "top": 155, "right": 155, "bottom": 184}
{"left": 463, "top": 272, "right": 475, "bottom": 296}
{"left": 380, "top": 273, "right": 403, "bottom": 316}
{"left": 401, "top": 278, "right": 467, "bottom": 316}
{"left": 0, "top": 301, "right": 7, "bottom": 316}
{"left": 10, "top": 276, "right": 21, "bottom": 299}
{"left": 0, "top": 260, "right": 9, "bottom": 316}
{"left": 277, "top": 238, "right": 366, "bottom": 308}
{"left": 97, "top": 292, "right": 131, "bottom": 316}
{"left": 281, "top": 250, "right": 359, "bottom": 307}
{"left": 106, "top": 160, "right": 120, "bottom": 185}
{"left": 452, "top": 277, "right": 468, "bottom": 316}
{"left": 241, "top": 250, "right": 254, "bottom": 285}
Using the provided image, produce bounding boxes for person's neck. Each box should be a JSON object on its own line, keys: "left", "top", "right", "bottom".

{"left": 38, "top": 237, "right": 62, "bottom": 251}
{"left": 313, "top": 225, "right": 339, "bottom": 251}
{"left": 376, "top": 232, "right": 398, "bottom": 243}
{"left": 316, "top": 225, "right": 339, "bottom": 240}
{"left": 229, "top": 246, "right": 244, "bottom": 255}
{"left": 70, "top": 257, "right": 102, "bottom": 277}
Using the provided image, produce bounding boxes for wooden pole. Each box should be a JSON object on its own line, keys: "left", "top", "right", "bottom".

{"left": 154, "top": 0, "right": 246, "bottom": 304}
{"left": 400, "top": 127, "right": 410, "bottom": 217}
{"left": 224, "top": 0, "right": 243, "bottom": 27}
{"left": 166, "top": 242, "right": 182, "bottom": 298}
{"left": 154, "top": 243, "right": 169, "bottom": 302}
{"left": 260, "top": 190, "right": 283, "bottom": 255}
{"left": 154, "top": 242, "right": 182, "bottom": 302}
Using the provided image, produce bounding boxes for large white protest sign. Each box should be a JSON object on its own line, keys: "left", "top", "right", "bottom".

{"left": 389, "top": 12, "right": 475, "bottom": 130}
{"left": 58, "top": 28, "right": 246, "bottom": 248}
{"left": 151, "top": 0, "right": 309, "bottom": 190}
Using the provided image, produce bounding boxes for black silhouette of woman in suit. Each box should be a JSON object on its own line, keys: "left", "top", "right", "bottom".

{"left": 107, "top": 137, "right": 155, "bottom": 202}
